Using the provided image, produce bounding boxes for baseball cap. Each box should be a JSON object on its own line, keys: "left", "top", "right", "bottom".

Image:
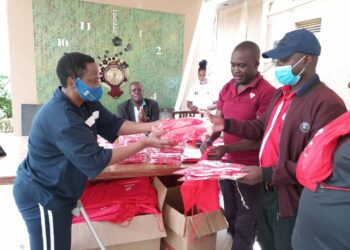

{"left": 262, "top": 29, "right": 321, "bottom": 59}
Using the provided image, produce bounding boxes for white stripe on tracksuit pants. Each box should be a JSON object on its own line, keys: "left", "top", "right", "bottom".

{"left": 13, "top": 184, "right": 73, "bottom": 250}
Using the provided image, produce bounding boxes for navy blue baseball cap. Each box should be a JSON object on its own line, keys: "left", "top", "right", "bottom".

{"left": 262, "top": 29, "right": 321, "bottom": 59}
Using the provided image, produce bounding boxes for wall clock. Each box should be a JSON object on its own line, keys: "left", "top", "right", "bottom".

{"left": 100, "top": 59, "right": 129, "bottom": 98}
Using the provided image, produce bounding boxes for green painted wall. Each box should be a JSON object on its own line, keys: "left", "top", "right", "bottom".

{"left": 32, "top": 0, "right": 184, "bottom": 112}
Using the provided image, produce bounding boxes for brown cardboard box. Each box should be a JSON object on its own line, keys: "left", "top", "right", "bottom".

{"left": 71, "top": 177, "right": 167, "bottom": 250}
{"left": 158, "top": 177, "right": 228, "bottom": 250}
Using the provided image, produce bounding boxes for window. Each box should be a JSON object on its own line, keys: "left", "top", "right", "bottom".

{"left": 295, "top": 18, "right": 321, "bottom": 33}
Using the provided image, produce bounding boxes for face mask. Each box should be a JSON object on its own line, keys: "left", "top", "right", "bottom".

{"left": 275, "top": 56, "right": 305, "bottom": 86}
{"left": 200, "top": 79, "right": 208, "bottom": 85}
{"left": 74, "top": 78, "right": 103, "bottom": 102}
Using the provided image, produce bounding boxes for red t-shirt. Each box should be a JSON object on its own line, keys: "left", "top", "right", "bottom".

{"left": 217, "top": 73, "right": 275, "bottom": 165}
{"left": 259, "top": 86, "right": 295, "bottom": 167}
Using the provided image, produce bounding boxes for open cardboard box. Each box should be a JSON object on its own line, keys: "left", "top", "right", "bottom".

{"left": 157, "top": 176, "right": 228, "bottom": 250}
{"left": 71, "top": 177, "right": 167, "bottom": 250}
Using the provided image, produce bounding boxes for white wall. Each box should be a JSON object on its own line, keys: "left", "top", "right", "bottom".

{"left": 177, "top": 0, "right": 264, "bottom": 110}
{"left": 179, "top": 0, "right": 350, "bottom": 110}
{"left": 211, "top": 0, "right": 263, "bottom": 91}
{"left": 264, "top": 0, "right": 350, "bottom": 108}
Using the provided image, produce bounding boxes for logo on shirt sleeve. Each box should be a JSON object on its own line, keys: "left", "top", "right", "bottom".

{"left": 85, "top": 111, "right": 100, "bottom": 127}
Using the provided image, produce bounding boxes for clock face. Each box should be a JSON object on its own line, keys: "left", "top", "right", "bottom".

{"left": 104, "top": 66, "right": 125, "bottom": 86}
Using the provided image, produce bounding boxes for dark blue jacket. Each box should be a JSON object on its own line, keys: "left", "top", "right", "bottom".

{"left": 15, "top": 87, "right": 124, "bottom": 210}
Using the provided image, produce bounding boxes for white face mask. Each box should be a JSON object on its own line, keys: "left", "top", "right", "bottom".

{"left": 275, "top": 56, "right": 305, "bottom": 86}
{"left": 200, "top": 79, "right": 208, "bottom": 85}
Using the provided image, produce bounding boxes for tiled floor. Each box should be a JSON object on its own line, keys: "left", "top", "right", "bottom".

{"left": 216, "top": 229, "right": 261, "bottom": 250}
{"left": 0, "top": 185, "right": 29, "bottom": 250}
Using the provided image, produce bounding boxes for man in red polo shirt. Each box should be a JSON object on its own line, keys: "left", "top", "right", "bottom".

{"left": 207, "top": 29, "right": 346, "bottom": 250}
{"left": 201, "top": 41, "right": 275, "bottom": 250}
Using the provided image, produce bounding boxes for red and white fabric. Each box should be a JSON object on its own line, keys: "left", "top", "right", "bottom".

{"left": 72, "top": 177, "right": 159, "bottom": 224}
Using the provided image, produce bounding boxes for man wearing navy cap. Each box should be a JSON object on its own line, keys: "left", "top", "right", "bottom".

{"left": 207, "top": 29, "right": 346, "bottom": 250}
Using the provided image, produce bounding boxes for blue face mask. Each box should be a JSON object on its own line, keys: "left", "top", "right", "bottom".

{"left": 275, "top": 56, "right": 305, "bottom": 86}
{"left": 74, "top": 78, "right": 103, "bottom": 102}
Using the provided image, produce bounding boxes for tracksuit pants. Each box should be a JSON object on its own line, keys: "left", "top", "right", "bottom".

{"left": 13, "top": 184, "right": 73, "bottom": 250}
{"left": 219, "top": 179, "right": 260, "bottom": 250}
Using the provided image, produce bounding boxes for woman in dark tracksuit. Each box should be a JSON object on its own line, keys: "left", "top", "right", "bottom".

{"left": 13, "top": 52, "right": 174, "bottom": 250}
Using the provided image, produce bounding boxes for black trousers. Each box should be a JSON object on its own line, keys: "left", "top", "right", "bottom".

{"left": 13, "top": 183, "right": 73, "bottom": 250}
{"left": 257, "top": 185, "right": 297, "bottom": 250}
{"left": 220, "top": 179, "right": 260, "bottom": 250}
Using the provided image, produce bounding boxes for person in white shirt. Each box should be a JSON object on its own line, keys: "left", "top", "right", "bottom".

{"left": 187, "top": 60, "right": 217, "bottom": 112}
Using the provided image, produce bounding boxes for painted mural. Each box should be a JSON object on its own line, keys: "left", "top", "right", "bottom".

{"left": 32, "top": 0, "right": 184, "bottom": 112}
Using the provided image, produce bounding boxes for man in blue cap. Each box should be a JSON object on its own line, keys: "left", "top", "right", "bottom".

{"left": 206, "top": 29, "right": 346, "bottom": 250}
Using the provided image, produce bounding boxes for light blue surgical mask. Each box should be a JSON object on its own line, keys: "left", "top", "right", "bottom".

{"left": 275, "top": 56, "right": 306, "bottom": 86}
{"left": 74, "top": 78, "right": 103, "bottom": 102}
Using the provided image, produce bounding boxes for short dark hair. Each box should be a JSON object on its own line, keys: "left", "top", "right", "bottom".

{"left": 129, "top": 81, "right": 143, "bottom": 91}
{"left": 56, "top": 52, "right": 95, "bottom": 87}
{"left": 234, "top": 41, "right": 260, "bottom": 62}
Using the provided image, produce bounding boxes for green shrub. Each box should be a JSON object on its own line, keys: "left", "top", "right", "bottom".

{"left": 0, "top": 74, "right": 13, "bottom": 132}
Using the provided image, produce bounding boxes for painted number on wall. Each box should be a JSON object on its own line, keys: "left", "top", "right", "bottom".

{"left": 156, "top": 46, "right": 162, "bottom": 55}
{"left": 57, "top": 38, "right": 69, "bottom": 47}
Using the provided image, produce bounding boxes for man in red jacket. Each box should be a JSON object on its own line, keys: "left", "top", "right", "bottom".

{"left": 208, "top": 29, "right": 346, "bottom": 250}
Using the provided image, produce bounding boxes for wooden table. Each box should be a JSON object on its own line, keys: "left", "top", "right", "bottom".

{"left": 0, "top": 133, "right": 193, "bottom": 185}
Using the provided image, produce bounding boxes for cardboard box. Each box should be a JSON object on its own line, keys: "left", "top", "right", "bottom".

{"left": 157, "top": 177, "right": 228, "bottom": 250}
{"left": 71, "top": 177, "right": 167, "bottom": 250}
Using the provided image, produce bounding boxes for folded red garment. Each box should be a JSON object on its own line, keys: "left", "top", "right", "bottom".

{"left": 174, "top": 160, "right": 248, "bottom": 180}
{"left": 73, "top": 177, "right": 159, "bottom": 224}
{"left": 118, "top": 133, "right": 147, "bottom": 145}
{"left": 159, "top": 117, "right": 203, "bottom": 131}
{"left": 149, "top": 153, "right": 182, "bottom": 165}
{"left": 162, "top": 126, "right": 207, "bottom": 143}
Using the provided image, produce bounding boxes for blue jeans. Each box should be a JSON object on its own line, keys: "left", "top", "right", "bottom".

{"left": 13, "top": 183, "right": 73, "bottom": 250}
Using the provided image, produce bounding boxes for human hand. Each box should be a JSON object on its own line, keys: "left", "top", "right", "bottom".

{"left": 138, "top": 107, "right": 147, "bottom": 123}
{"left": 207, "top": 145, "right": 226, "bottom": 160}
{"left": 148, "top": 120, "right": 163, "bottom": 133}
{"left": 200, "top": 140, "right": 211, "bottom": 154}
{"left": 238, "top": 165, "right": 263, "bottom": 185}
{"left": 206, "top": 111, "right": 225, "bottom": 133}
{"left": 145, "top": 131, "right": 177, "bottom": 149}
{"left": 206, "top": 104, "right": 216, "bottom": 111}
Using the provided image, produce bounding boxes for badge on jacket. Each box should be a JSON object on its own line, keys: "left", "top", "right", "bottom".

{"left": 300, "top": 122, "right": 310, "bottom": 133}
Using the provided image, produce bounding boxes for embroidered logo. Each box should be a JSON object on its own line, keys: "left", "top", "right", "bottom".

{"left": 250, "top": 92, "right": 256, "bottom": 99}
{"left": 300, "top": 122, "right": 310, "bottom": 133}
